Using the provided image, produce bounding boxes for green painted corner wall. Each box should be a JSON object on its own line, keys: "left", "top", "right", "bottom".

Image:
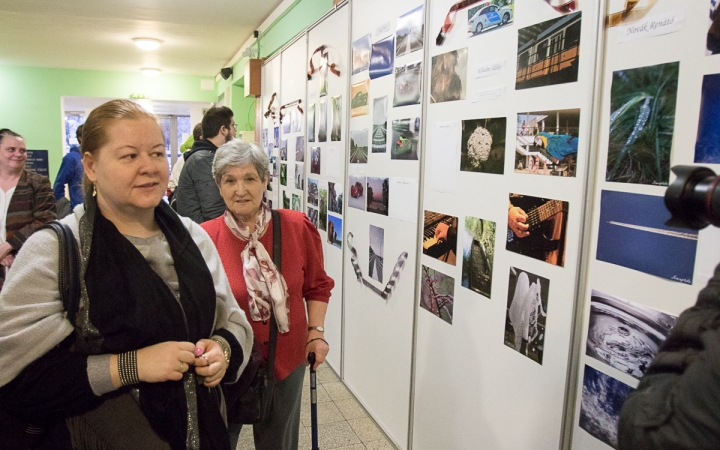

{"left": 232, "top": 85, "right": 256, "bottom": 132}
{"left": 0, "top": 65, "right": 216, "bottom": 182}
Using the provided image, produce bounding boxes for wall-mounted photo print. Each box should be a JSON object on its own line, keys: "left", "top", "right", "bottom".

{"left": 468, "top": 2, "right": 514, "bottom": 38}
{"left": 431, "top": 48, "right": 468, "bottom": 103}
{"left": 516, "top": 109, "right": 579, "bottom": 177}
{"left": 707, "top": 1, "right": 720, "bottom": 55}
{"left": 366, "top": 177, "right": 389, "bottom": 216}
{"left": 370, "top": 35, "right": 394, "bottom": 80}
{"left": 307, "top": 206, "right": 319, "bottom": 229}
{"left": 423, "top": 211, "right": 458, "bottom": 265}
{"left": 291, "top": 193, "right": 301, "bottom": 212}
{"left": 348, "top": 175, "right": 366, "bottom": 211}
{"left": 350, "top": 129, "right": 369, "bottom": 163}
{"left": 516, "top": 11, "right": 581, "bottom": 90}
{"left": 308, "top": 103, "right": 316, "bottom": 143}
{"left": 352, "top": 34, "right": 371, "bottom": 75}
{"left": 328, "top": 182, "right": 343, "bottom": 214}
{"left": 294, "top": 163, "right": 304, "bottom": 190}
{"left": 274, "top": 127, "right": 279, "bottom": 147}
{"left": 318, "top": 99, "right": 328, "bottom": 142}
{"left": 694, "top": 73, "right": 720, "bottom": 163}
{"left": 279, "top": 138, "right": 288, "bottom": 161}
{"left": 460, "top": 117, "right": 506, "bottom": 174}
{"left": 504, "top": 267, "right": 549, "bottom": 365}
{"left": 372, "top": 96, "right": 388, "bottom": 153}
{"left": 579, "top": 365, "right": 635, "bottom": 449}
{"left": 587, "top": 290, "right": 677, "bottom": 380}
{"left": 461, "top": 216, "right": 495, "bottom": 299}
{"left": 597, "top": 190, "right": 698, "bottom": 284}
{"left": 420, "top": 265, "right": 454, "bottom": 324}
{"left": 391, "top": 117, "right": 421, "bottom": 160}
{"left": 369, "top": 225, "right": 385, "bottom": 283}
{"left": 282, "top": 114, "right": 291, "bottom": 135}
{"left": 351, "top": 80, "right": 370, "bottom": 117}
{"left": 393, "top": 61, "right": 423, "bottom": 107}
{"left": 291, "top": 107, "right": 302, "bottom": 133}
{"left": 310, "top": 147, "right": 321, "bottom": 175}
{"left": 507, "top": 193, "right": 569, "bottom": 267}
{"left": 396, "top": 5, "right": 424, "bottom": 57}
{"left": 295, "top": 136, "right": 305, "bottom": 162}
{"left": 283, "top": 190, "right": 290, "bottom": 209}
{"left": 280, "top": 163, "right": 287, "bottom": 186}
{"left": 262, "top": 129, "right": 268, "bottom": 147}
{"left": 331, "top": 95, "right": 343, "bottom": 142}
{"left": 327, "top": 215, "right": 343, "bottom": 249}
{"left": 307, "top": 178, "right": 319, "bottom": 207}
{"left": 319, "top": 187, "right": 327, "bottom": 232}
{"left": 607, "top": 62, "right": 678, "bottom": 185}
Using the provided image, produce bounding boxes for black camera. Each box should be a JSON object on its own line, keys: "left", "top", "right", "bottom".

{"left": 665, "top": 165, "right": 720, "bottom": 230}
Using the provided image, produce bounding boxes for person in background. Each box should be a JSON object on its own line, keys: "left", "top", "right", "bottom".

{"left": 201, "top": 140, "right": 333, "bottom": 450}
{"left": 53, "top": 124, "right": 84, "bottom": 210}
{"left": 168, "top": 122, "right": 202, "bottom": 203}
{"left": 0, "top": 129, "right": 55, "bottom": 288}
{"left": 0, "top": 100, "right": 252, "bottom": 448}
{"left": 177, "top": 106, "right": 236, "bottom": 223}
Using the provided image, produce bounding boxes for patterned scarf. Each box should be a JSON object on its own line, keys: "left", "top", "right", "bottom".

{"left": 224, "top": 203, "right": 290, "bottom": 333}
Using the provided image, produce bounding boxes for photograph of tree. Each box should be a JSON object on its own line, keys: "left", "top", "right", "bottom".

{"left": 280, "top": 163, "right": 287, "bottom": 186}
{"left": 430, "top": 48, "right": 467, "bottom": 103}
{"left": 504, "top": 267, "right": 549, "bottom": 365}
{"left": 350, "top": 129, "right": 369, "bottom": 163}
{"left": 280, "top": 138, "right": 287, "bottom": 161}
{"left": 373, "top": 96, "right": 388, "bottom": 153}
{"left": 283, "top": 190, "right": 290, "bottom": 209}
{"left": 420, "top": 265, "right": 454, "bottom": 325}
{"left": 291, "top": 193, "right": 301, "bottom": 212}
{"left": 311, "top": 147, "right": 321, "bottom": 174}
{"left": 307, "top": 178, "right": 319, "bottom": 207}
{"left": 369, "top": 225, "right": 384, "bottom": 283}
{"left": 329, "top": 182, "right": 343, "bottom": 214}
{"left": 460, "top": 117, "right": 506, "bottom": 174}
{"left": 366, "top": 177, "right": 389, "bottom": 216}
{"left": 331, "top": 95, "right": 343, "bottom": 142}
{"left": 294, "top": 163, "right": 304, "bottom": 190}
{"left": 295, "top": 136, "right": 305, "bottom": 161}
{"left": 516, "top": 109, "right": 580, "bottom": 177}
{"left": 391, "top": 117, "right": 421, "bottom": 160}
{"left": 319, "top": 187, "right": 327, "bottom": 232}
{"left": 307, "top": 206, "right": 319, "bottom": 228}
{"left": 461, "top": 216, "right": 495, "bottom": 299}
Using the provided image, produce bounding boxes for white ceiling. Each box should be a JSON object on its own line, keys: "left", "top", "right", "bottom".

{"left": 0, "top": 0, "right": 284, "bottom": 76}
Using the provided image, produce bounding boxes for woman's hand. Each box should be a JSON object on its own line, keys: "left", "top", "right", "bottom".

{"left": 193, "top": 339, "right": 227, "bottom": 387}
{"left": 305, "top": 334, "right": 329, "bottom": 370}
{"left": 0, "top": 242, "right": 13, "bottom": 262}
{"left": 136, "top": 341, "right": 196, "bottom": 383}
{"left": 0, "top": 255, "right": 14, "bottom": 267}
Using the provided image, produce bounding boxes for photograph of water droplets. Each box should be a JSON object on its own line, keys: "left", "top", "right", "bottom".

{"left": 460, "top": 117, "right": 506, "bottom": 174}
{"left": 586, "top": 290, "right": 677, "bottom": 380}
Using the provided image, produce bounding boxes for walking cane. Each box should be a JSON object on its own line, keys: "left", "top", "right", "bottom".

{"left": 308, "top": 352, "right": 320, "bottom": 450}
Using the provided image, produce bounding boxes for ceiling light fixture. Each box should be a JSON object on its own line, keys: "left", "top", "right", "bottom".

{"left": 141, "top": 68, "right": 161, "bottom": 77}
{"left": 133, "top": 38, "right": 162, "bottom": 50}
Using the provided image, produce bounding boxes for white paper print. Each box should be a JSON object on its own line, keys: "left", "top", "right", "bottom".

{"left": 429, "top": 121, "right": 461, "bottom": 193}
{"left": 616, "top": 9, "right": 685, "bottom": 44}
{"left": 389, "top": 177, "right": 419, "bottom": 223}
{"left": 474, "top": 59, "right": 506, "bottom": 79}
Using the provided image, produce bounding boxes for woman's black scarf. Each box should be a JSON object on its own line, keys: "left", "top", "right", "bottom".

{"left": 80, "top": 199, "right": 230, "bottom": 450}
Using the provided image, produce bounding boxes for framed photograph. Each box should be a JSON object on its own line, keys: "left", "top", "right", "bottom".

{"left": 461, "top": 216, "right": 495, "bottom": 299}
{"left": 460, "top": 117, "right": 506, "bottom": 174}
{"left": 507, "top": 193, "right": 569, "bottom": 267}
{"left": 420, "top": 265, "right": 455, "bottom": 324}
{"left": 516, "top": 109, "right": 580, "bottom": 177}
{"left": 423, "top": 210, "right": 458, "bottom": 265}
{"left": 430, "top": 48, "right": 468, "bottom": 103}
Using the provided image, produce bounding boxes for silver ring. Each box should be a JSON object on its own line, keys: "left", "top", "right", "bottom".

{"left": 201, "top": 354, "right": 209, "bottom": 363}
{"left": 179, "top": 362, "right": 188, "bottom": 372}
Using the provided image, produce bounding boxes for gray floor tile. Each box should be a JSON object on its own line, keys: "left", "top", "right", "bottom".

{"left": 335, "top": 397, "right": 369, "bottom": 421}
{"left": 322, "top": 381, "right": 354, "bottom": 401}
{"left": 363, "top": 438, "right": 397, "bottom": 450}
{"left": 335, "top": 445, "right": 366, "bottom": 450}
{"left": 298, "top": 424, "right": 312, "bottom": 449}
{"left": 301, "top": 399, "right": 346, "bottom": 425}
{"left": 316, "top": 421, "right": 362, "bottom": 449}
{"left": 316, "top": 364, "right": 341, "bottom": 383}
{"left": 301, "top": 382, "right": 332, "bottom": 403}
{"left": 347, "top": 418, "right": 387, "bottom": 443}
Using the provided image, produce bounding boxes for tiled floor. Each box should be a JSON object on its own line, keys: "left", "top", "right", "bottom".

{"left": 235, "top": 364, "right": 397, "bottom": 449}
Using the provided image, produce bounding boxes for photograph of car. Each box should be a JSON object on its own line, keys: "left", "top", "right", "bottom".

{"left": 468, "top": 3, "right": 513, "bottom": 36}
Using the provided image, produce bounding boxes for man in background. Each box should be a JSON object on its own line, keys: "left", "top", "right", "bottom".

{"left": 168, "top": 122, "right": 201, "bottom": 207}
{"left": 53, "top": 124, "right": 84, "bottom": 216}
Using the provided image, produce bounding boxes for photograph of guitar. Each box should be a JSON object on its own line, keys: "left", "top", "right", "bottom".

{"left": 506, "top": 193, "right": 569, "bottom": 267}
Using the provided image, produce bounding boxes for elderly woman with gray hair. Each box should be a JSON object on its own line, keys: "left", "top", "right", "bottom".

{"left": 201, "top": 140, "right": 334, "bottom": 450}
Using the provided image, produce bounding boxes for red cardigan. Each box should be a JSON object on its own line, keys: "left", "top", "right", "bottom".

{"left": 202, "top": 210, "right": 334, "bottom": 380}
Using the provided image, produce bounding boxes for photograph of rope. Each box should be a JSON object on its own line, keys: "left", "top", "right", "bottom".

{"left": 318, "top": 99, "right": 328, "bottom": 142}
{"left": 504, "top": 267, "right": 549, "bottom": 365}
{"left": 319, "top": 186, "right": 327, "bottom": 232}
{"left": 366, "top": 177, "right": 389, "bottom": 216}
{"left": 396, "top": 4, "right": 424, "bottom": 57}
{"left": 420, "top": 265, "right": 454, "bottom": 324}
{"left": 331, "top": 95, "right": 342, "bottom": 141}
{"left": 294, "top": 163, "right": 303, "bottom": 190}
{"left": 307, "top": 178, "right": 319, "bottom": 207}
{"left": 327, "top": 215, "right": 343, "bottom": 249}
{"left": 461, "top": 216, "right": 495, "bottom": 299}
{"left": 328, "top": 182, "right": 343, "bottom": 214}
{"left": 283, "top": 190, "right": 289, "bottom": 209}
{"left": 607, "top": 62, "right": 678, "bottom": 185}
{"left": 372, "top": 96, "right": 388, "bottom": 153}
{"left": 423, "top": 210, "right": 458, "bottom": 266}
{"left": 350, "top": 129, "right": 369, "bottom": 163}
{"left": 347, "top": 175, "right": 366, "bottom": 211}
{"left": 280, "top": 163, "right": 287, "bottom": 186}
{"left": 507, "top": 193, "right": 569, "bottom": 267}
{"left": 516, "top": 109, "right": 579, "bottom": 177}
{"left": 369, "top": 225, "right": 384, "bottom": 283}
{"left": 393, "top": 61, "right": 422, "bottom": 107}
{"left": 295, "top": 136, "right": 305, "bottom": 162}
{"left": 291, "top": 193, "right": 301, "bottom": 212}
{"left": 352, "top": 33, "right": 371, "bottom": 75}
{"left": 460, "top": 117, "right": 506, "bottom": 174}
{"left": 694, "top": 73, "right": 720, "bottom": 163}
{"left": 308, "top": 103, "right": 315, "bottom": 142}
{"left": 391, "top": 117, "right": 421, "bottom": 160}
{"left": 430, "top": 48, "right": 467, "bottom": 103}
{"left": 369, "top": 35, "right": 394, "bottom": 80}
{"left": 579, "top": 365, "right": 635, "bottom": 450}
{"left": 351, "top": 80, "right": 370, "bottom": 117}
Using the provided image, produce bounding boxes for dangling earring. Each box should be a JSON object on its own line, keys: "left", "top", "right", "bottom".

{"left": 92, "top": 183, "right": 97, "bottom": 197}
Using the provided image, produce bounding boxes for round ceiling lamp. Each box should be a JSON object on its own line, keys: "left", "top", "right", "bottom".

{"left": 141, "top": 68, "right": 161, "bottom": 77}
{"left": 133, "top": 38, "right": 162, "bottom": 50}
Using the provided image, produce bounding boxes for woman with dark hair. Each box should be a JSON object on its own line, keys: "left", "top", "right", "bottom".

{"left": 0, "top": 128, "right": 55, "bottom": 289}
{"left": 0, "top": 100, "right": 252, "bottom": 449}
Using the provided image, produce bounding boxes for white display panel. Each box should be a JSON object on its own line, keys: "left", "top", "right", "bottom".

{"left": 412, "top": 1, "right": 600, "bottom": 449}
{"left": 262, "top": 55, "right": 282, "bottom": 208}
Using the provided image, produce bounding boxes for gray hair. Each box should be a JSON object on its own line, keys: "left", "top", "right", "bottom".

{"left": 212, "top": 140, "right": 269, "bottom": 185}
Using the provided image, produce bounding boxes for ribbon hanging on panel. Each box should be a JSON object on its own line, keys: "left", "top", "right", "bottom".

{"left": 346, "top": 232, "right": 408, "bottom": 300}
{"left": 544, "top": 0, "right": 576, "bottom": 14}
{"left": 605, "top": 0, "right": 658, "bottom": 28}
{"left": 278, "top": 99, "right": 303, "bottom": 124}
{"left": 436, "top": 0, "right": 488, "bottom": 46}
{"left": 264, "top": 93, "right": 278, "bottom": 122}
{"left": 307, "top": 45, "right": 341, "bottom": 80}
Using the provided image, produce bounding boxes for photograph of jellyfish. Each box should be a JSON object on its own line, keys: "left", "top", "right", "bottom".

{"left": 468, "top": 2, "right": 514, "bottom": 38}
{"left": 350, "top": 129, "right": 369, "bottom": 163}
{"left": 319, "top": 187, "right": 327, "bottom": 232}
{"left": 366, "top": 177, "right": 389, "bottom": 216}
{"left": 348, "top": 175, "right": 366, "bottom": 211}
{"left": 461, "top": 216, "right": 495, "bottom": 299}
{"left": 516, "top": 11, "right": 581, "bottom": 90}
{"left": 279, "top": 138, "right": 288, "bottom": 161}
{"left": 420, "top": 265, "right": 454, "bottom": 325}
{"left": 372, "top": 96, "right": 388, "bottom": 153}
{"left": 369, "top": 35, "right": 394, "bottom": 80}
{"left": 707, "top": 0, "right": 720, "bottom": 55}
{"left": 283, "top": 190, "right": 290, "bottom": 209}
{"left": 369, "top": 225, "right": 384, "bottom": 283}
{"left": 587, "top": 290, "right": 677, "bottom": 380}
{"left": 307, "top": 178, "right": 319, "bottom": 207}
{"left": 694, "top": 73, "right": 720, "bottom": 163}
{"left": 396, "top": 5, "right": 424, "bottom": 57}
{"left": 318, "top": 99, "right": 328, "bottom": 142}
{"left": 504, "top": 267, "right": 549, "bottom": 365}
{"left": 430, "top": 48, "right": 468, "bottom": 103}
{"left": 329, "top": 182, "right": 343, "bottom": 214}
{"left": 423, "top": 211, "right": 458, "bottom": 266}
{"left": 308, "top": 103, "right": 316, "bottom": 142}
{"left": 295, "top": 136, "right": 305, "bottom": 162}
{"left": 516, "top": 109, "right": 580, "bottom": 177}
{"left": 393, "top": 61, "right": 423, "bottom": 107}
{"left": 352, "top": 34, "right": 371, "bottom": 75}
{"left": 579, "top": 365, "right": 635, "bottom": 449}
{"left": 327, "top": 215, "right": 342, "bottom": 249}
{"left": 460, "top": 117, "right": 506, "bottom": 174}
{"left": 331, "top": 95, "right": 342, "bottom": 142}
{"left": 310, "top": 147, "right": 321, "bottom": 175}
{"left": 507, "top": 193, "right": 569, "bottom": 267}
{"left": 607, "top": 62, "right": 678, "bottom": 185}
{"left": 280, "top": 163, "right": 287, "bottom": 186}
{"left": 294, "top": 163, "right": 304, "bottom": 190}
{"left": 391, "top": 118, "right": 421, "bottom": 160}
{"left": 351, "top": 80, "right": 370, "bottom": 117}
{"left": 291, "top": 193, "right": 301, "bottom": 212}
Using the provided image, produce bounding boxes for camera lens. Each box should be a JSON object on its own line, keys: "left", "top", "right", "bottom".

{"left": 665, "top": 165, "right": 720, "bottom": 230}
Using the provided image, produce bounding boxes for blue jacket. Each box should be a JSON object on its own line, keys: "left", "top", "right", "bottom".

{"left": 53, "top": 145, "right": 84, "bottom": 208}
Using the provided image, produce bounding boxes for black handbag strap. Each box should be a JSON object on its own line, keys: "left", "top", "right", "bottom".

{"left": 37, "top": 221, "right": 80, "bottom": 325}
{"left": 267, "top": 209, "right": 281, "bottom": 380}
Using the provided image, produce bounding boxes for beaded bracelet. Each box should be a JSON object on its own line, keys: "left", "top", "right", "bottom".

{"left": 306, "top": 337, "right": 329, "bottom": 347}
{"left": 118, "top": 350, "right": 139, "bottom": 386}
